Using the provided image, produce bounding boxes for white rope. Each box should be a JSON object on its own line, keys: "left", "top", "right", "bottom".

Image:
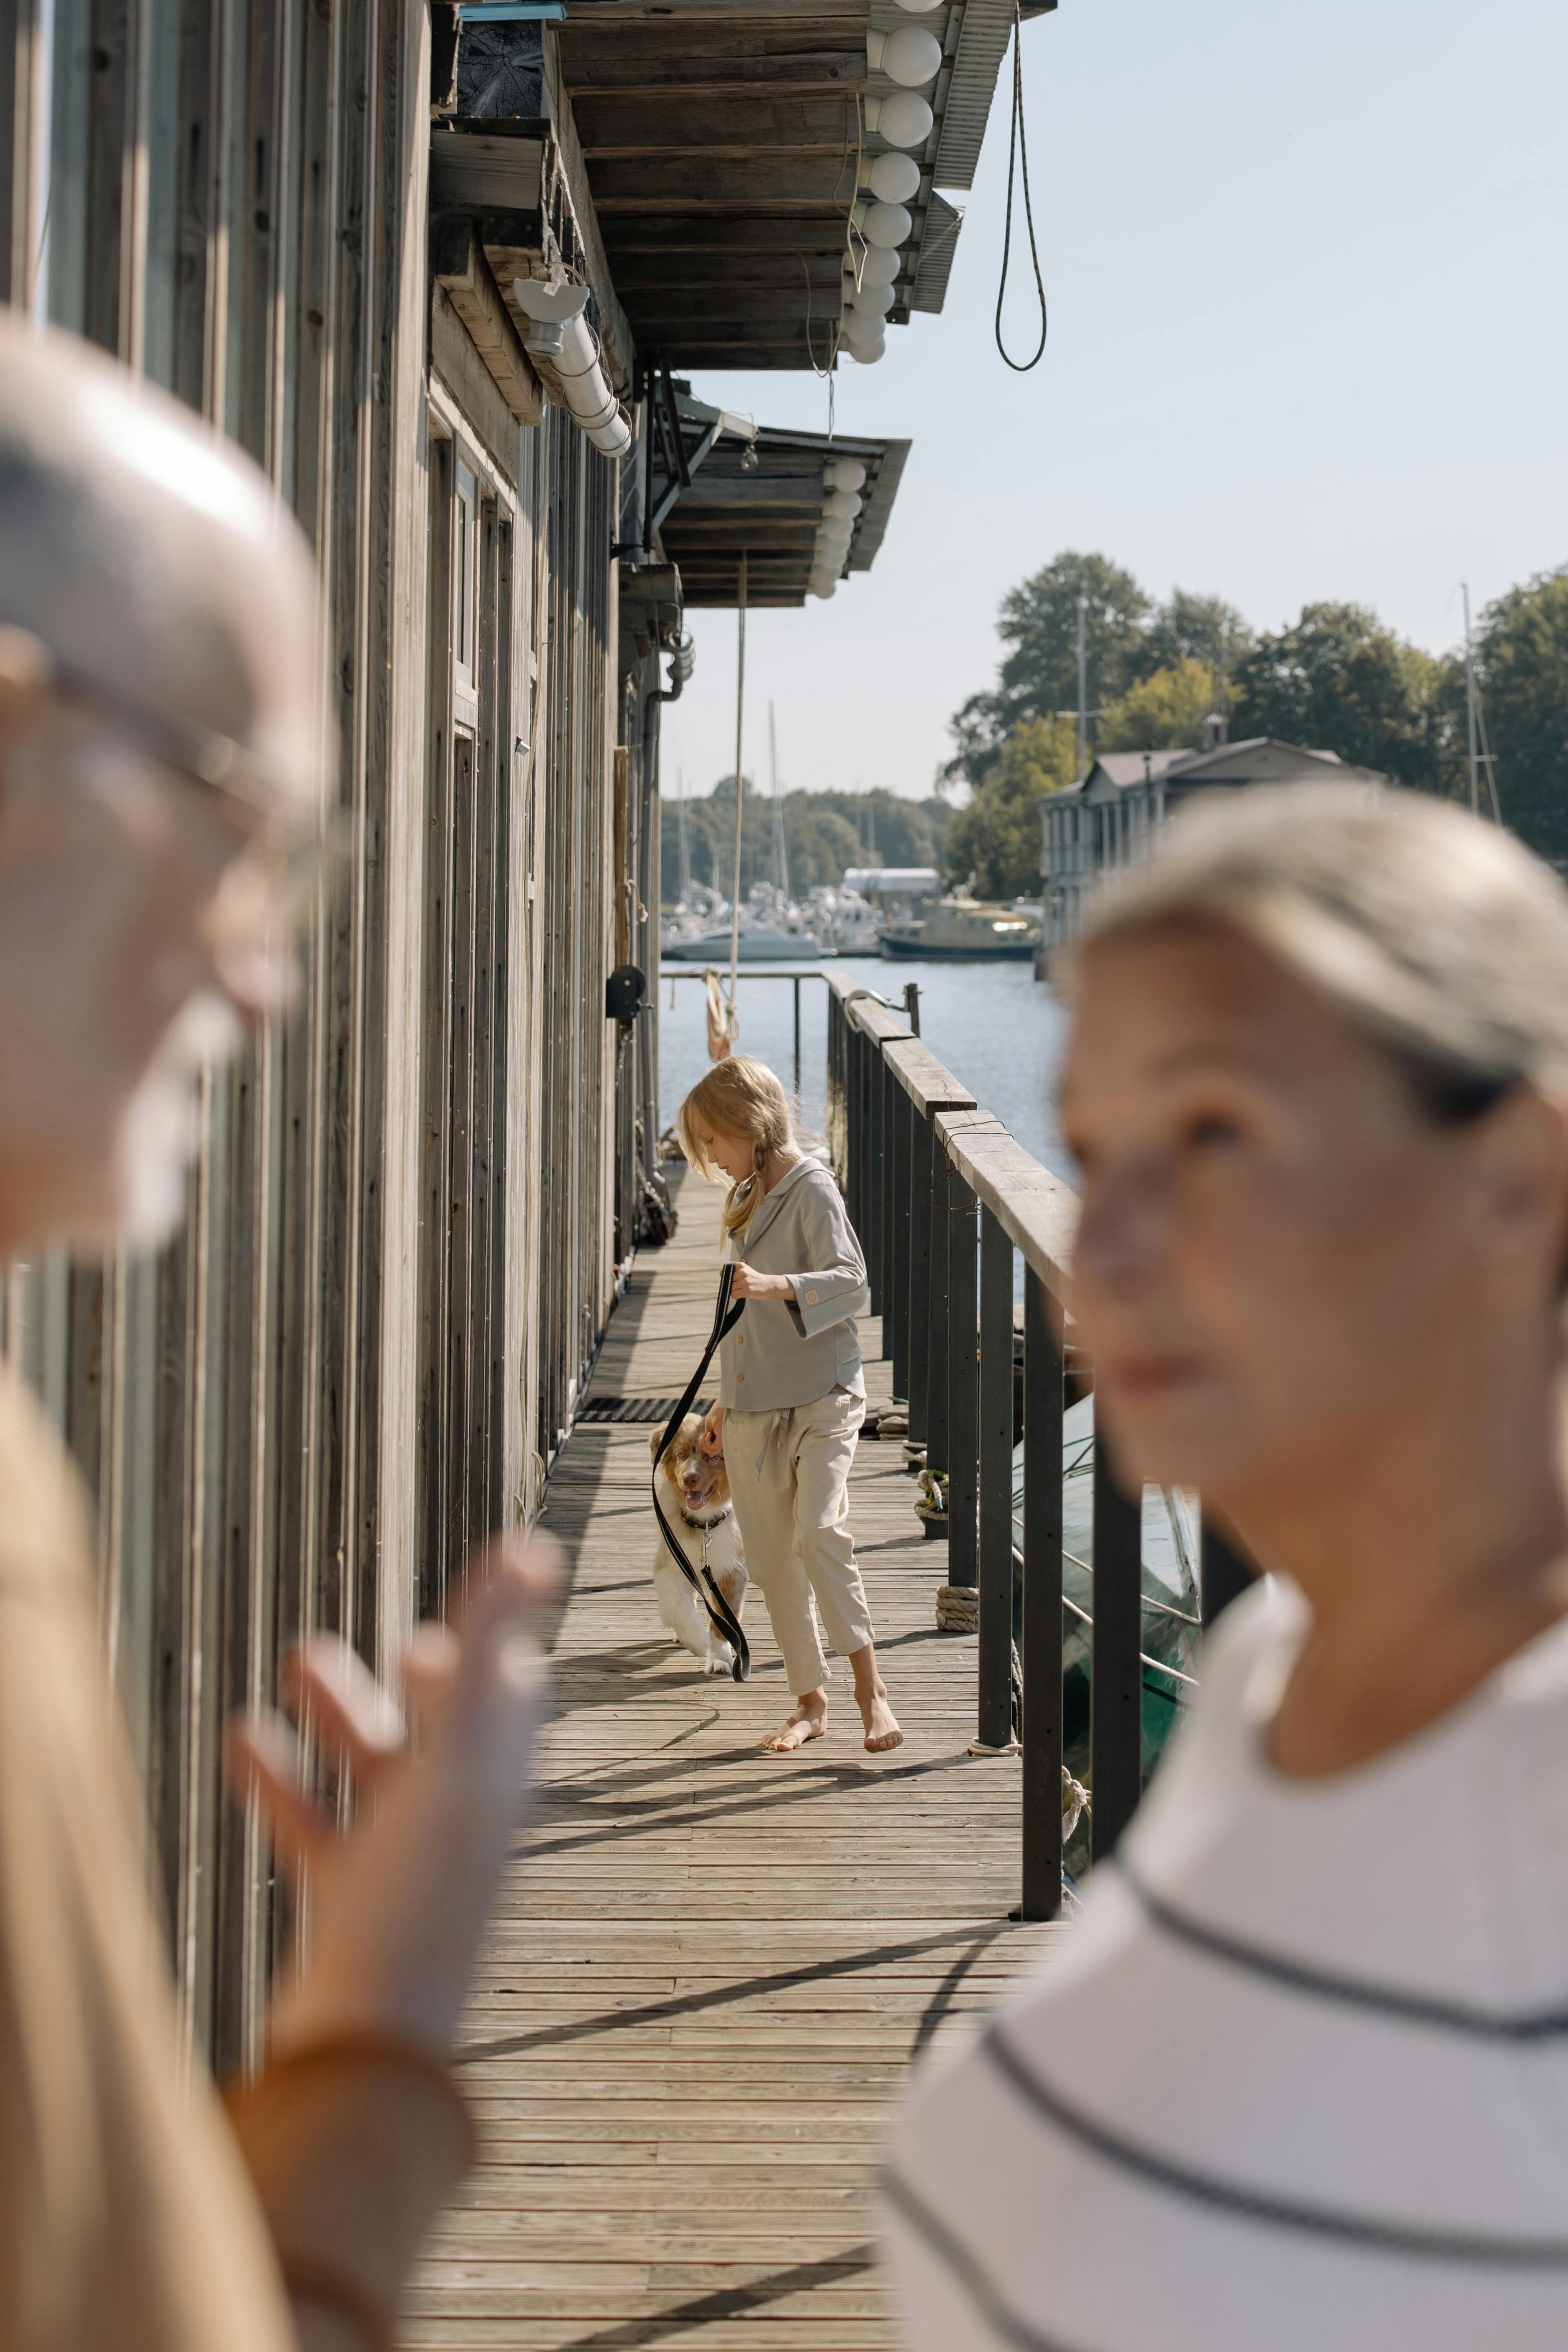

{"left": 728, "top": 550, "right": 747, "bottom": 1022}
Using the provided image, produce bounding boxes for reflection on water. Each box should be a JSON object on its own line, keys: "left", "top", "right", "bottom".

{"left": 656, "top": 954, "right": 1074, "bottom": 1182}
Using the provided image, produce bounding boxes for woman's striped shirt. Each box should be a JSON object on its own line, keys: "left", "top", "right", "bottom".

{"left": 883, "top": 1581, "right": 1568, "bottom": 2350}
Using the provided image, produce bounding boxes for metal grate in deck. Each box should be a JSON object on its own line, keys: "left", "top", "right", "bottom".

{"left": 576, "top": 1393, "right": 712, "bottom": 1426}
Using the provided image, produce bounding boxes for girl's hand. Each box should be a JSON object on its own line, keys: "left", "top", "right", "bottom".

{"left": 700, "top": 1405, "right": 726, "bottom": 1456}
{"left": 731, "top": 1261, "right": 793, "bottom": 1302}
{"left": 225, "top": 1535, "right": 561, "bottom": 2061}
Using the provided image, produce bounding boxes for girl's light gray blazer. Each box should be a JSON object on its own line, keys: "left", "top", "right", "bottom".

{"left": 716, "top": 1156, "right": 868, "bottom": 1411}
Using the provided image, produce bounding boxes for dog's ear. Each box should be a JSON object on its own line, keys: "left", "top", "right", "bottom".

{"left": 649, "top": 1427, "right": 663, "bottom": 1462}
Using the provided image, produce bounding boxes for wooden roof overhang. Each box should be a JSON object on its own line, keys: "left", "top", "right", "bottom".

{"left": 655, "top": 396, "right": 907, "bottom": 607}
{"left": 555, "top": 1, "right": 867, "bottom": 373}
{"left": 553, "top": 0, "right": 1053, "bottom": 372}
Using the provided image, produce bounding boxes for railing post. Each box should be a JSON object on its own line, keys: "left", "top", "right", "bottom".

{"left": 1090, "top": 1427, "right": 1143, "bottom": 1859}
{"left": 976, "top": 1205, "right": 1014, "bottom": 1750}
{"left": 889, "top": 1078, "right": 912, "bottom": 1402}
{"left": 946, "top": 1168, "right": 978, "bottom": 1590}
{"left": 907, "top": 1110, "right": 933, "bottom": 1449}
{"left": 925, "top": 1137, "right": 950, "bottom": 1513}
{"left": 867, "top": 1040, "right": 885, "bottom": 1317}
{"left": 1021, "top": 1266, "right": 1064, "bottom": 1920}
{"left": 881, "top": 1049, "right": 897, "bottom": 1362}
{"left": 1200, "top": 1515, "right": 1255, "bottom": 1626}
{"left": 793, "top": 974, "right": 802, "bottom": 1104}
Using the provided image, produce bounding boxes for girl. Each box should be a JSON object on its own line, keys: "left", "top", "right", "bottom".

{"left": 886, "top": 786, "right": 1568, "bottom": 2348}
{"left": 677, "top": 1057, "right": 902, "bottom": 1755}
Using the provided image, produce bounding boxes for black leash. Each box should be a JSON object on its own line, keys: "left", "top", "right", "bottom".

{"left": 651, "top": 1262, "right": 751, "bottom": 1682}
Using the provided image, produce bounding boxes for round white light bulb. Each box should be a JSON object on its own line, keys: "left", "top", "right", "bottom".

{"left": 862, "top": 200, "right": 912, "bottom": 249}
{"left": 868, "top": 151, "right": 921, "bottom": 205}
{"left": 880, "top": 25, "right": 942, "bottom": 86}
{"left": 851, "top": 282, "right": 895, "bottom": 318}
{"left": 823, "top": 458, "right": 867, "bottom": 493}
{"left": 823, "top": 488, "right": 863, "bottom": 519}
{"left": 876, "top": 91, "right": 933, "bottom": 148}
{"left": 857, "top": 248, "right": 900, "bottom": 290}
{"left": 810, "top": 581, "right": 836, "bottom": 600}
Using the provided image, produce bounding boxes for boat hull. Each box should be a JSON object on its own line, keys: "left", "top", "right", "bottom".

{"left": 661, "top": 928, "right": 822, "bottom": 963}
{"left": 879, "top": 936, "right": 1036, "bottom": 960}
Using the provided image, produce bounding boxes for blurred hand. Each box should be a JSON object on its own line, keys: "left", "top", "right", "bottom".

{"left": 700, "top": 1405, "right": 726, "bottom": 1457}
{"left": 226, "top": 1536, "right": 560, "bottom": 2060}
{"left": 730, "top": 1262, "right": 792, "bottom": 1302}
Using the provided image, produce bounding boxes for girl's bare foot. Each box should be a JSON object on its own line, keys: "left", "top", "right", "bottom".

{"left": 859, "top": 1688, "right": 903, "bottom": 1753}
{"left": 762, "top": 1697, "right": 827, "bottom": 1752}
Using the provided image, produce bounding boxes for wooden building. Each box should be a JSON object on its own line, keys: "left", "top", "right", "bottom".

{"left": 0, "top": 0, "right": 1019, "bottom": 2069}
{"left": 1040, "top": 737, "right": 1392, "bottom": 949}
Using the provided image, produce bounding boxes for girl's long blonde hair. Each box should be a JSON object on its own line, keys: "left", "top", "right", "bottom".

{"left": 677, "top": 1057, "right": 795, "bottom": 1241}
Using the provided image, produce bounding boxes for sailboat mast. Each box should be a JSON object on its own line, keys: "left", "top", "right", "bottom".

{"left": 675, "top": 764, "right": 693, "bottom": 904}
{"left": 1463, "top": 582, "right": 1480, "bottom": 817}
{"left": 769, "top": 701, "right": 790, "bottom": 900}
{"left": 1076, "top": 591, "right": 1089, "bottom": 782}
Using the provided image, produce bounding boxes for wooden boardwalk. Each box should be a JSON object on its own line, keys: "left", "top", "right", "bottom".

{"left": 408, "top": 1168, "right": 1060, "bottom": 2349}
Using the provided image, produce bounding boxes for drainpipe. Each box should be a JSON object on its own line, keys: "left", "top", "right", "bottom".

{"left": 658, "top": 632, "right": 695, "bottom": 704}
{"left": 512, "top": 279, "right": 632, "bottom": 457}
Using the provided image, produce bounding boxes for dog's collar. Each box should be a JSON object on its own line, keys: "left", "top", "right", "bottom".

{"left": 678, "top": 1499, "right": 732, "bottom": 1530}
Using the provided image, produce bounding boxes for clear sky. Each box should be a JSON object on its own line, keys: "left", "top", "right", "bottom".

{"left": 658, "top": 0, "right": 1567, "bottom": 804}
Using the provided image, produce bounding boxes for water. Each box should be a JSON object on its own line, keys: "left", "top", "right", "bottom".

{"left": 656, "top": 954, "right": 1074, "bottom": 1181}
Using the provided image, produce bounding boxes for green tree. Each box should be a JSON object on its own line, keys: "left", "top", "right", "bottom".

{"left": 945, "top": 552, "right": 1152, "bottom": 787}
{"left": 781, "top": 801, "right": 861, "bottom": 893}
{"left": 1098, "top": 658, "right": 1216, "bottom": 751}
{"left": 1143, "top": 589, "right": 1252, "bottom": 682}
{"left": 1231, "top": 602, "right": 1440, "bottom": 786}
{"left": 1475, "top": 568, "right": 1568, "bottom": 860}
{"left": 943, "top": 716, "right": 1078, "bottom": 899}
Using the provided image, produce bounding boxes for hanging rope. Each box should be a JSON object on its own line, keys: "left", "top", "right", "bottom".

{"left": 725, "top": 550, "right": 748, "bottom": 1039}
{"left": 994, "top": 0, "right": 1048, "bottom": 372}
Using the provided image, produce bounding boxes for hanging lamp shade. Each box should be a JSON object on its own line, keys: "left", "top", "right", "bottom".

{"left": 823, "top": 488, "right": 862, "bottom": 519}
{"left": 850, "top": 282, "right": 895, "bottom": 319}
{"left": 876, "top": 91, "right": 933, "bottom": 149}
{"left": 862, "top": 200, "right": 912, "bottom": 249}
{"left": 857, "top": 248, "right": 900, "bottom": 291}
{"left": 868, "top": 151, "right": 921, "bottom": 205}
{"left": 823, "top": 457, "right": 867, "bottom": 493}
{"left": 879, "top": 25, "right": 942, "bottom": 85}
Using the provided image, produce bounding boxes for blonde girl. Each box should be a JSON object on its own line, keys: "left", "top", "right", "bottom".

{"left": 678, "top": 1057, "right": 902, "bottom": 1754}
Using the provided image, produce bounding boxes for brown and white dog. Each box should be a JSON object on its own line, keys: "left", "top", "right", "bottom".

{"left": 649, "top": 1415, "right": 748, "bottom": 1676}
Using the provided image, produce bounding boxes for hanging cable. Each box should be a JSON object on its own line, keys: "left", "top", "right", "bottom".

{"left": 994, "top": 0, "right": 1048, "bottom": 372}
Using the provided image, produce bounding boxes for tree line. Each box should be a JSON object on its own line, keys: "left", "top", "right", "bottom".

{"left": 944, "top": 552, "right": 1568, "bottom": 898}
{"left": 661, "top": 775, "right": 950, "bottom": 907}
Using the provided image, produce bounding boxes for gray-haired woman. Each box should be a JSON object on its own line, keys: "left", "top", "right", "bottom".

{"left": 886, "top": 786, "right": 1568, "bottom": 2349}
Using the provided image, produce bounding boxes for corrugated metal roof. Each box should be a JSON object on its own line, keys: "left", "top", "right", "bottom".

{"left": 932, "top": 0, "right": 1015, "bottom": 193}
{"left": 850, "top": 436, "right": 910, "bottom": 571}
{"left": 910, "top": 194, "right": 963, "bottom": 314}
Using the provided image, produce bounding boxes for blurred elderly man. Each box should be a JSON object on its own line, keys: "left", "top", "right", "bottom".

{"left": 0, "top": 315, "right": 552, "bottom": 2350}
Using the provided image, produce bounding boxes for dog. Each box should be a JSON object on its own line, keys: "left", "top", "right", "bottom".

{"left": 649, "top": 1415, "right": 748, "bottom": 1676}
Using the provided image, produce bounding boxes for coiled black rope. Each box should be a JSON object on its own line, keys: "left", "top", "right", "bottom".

{"left": 994, "top": 0, "right": 1048, "bottom": 372}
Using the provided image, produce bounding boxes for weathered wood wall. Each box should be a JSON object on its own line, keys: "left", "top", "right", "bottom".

{"left": 0, "top": 0, "right": 656, "bottom": 2072}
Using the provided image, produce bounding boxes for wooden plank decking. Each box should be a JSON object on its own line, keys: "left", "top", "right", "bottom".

{"left": 408, "top": 1168, "right": 1061, "bottom": 2349}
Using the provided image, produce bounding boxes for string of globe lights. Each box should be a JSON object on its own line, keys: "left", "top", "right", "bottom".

{"left": 807, "top": 0, "right": 943, "bottom": 601}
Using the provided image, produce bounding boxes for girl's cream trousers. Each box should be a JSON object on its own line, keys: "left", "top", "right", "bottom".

{"left": 723, "top": 1387, "right": 874, "bottom": 1694}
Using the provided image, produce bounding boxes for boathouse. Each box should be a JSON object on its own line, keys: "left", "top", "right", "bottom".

{"left": 0, "top": 0, "right": 1029, "bottom": 2076}
{"left": 1039, "top": 735, "right": 1392, "bottom": 949}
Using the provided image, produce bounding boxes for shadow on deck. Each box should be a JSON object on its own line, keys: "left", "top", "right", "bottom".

{"left": 407, "top": 1169, "right": 1060, "bottom": 2349}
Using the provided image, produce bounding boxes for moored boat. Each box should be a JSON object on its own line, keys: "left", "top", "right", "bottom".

{"left": 880, "top": 888, "right": 1042, "bottom": 960}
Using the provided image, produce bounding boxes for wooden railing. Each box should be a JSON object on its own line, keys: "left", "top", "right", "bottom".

{"left": 826, "top": 972, "right": 1252, "bottom": 1918}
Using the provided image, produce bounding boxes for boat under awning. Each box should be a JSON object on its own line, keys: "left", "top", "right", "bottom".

{"left": 652, "top": 391, "right": 908, "bottom": 609}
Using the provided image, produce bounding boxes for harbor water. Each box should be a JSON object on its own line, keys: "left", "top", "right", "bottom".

{"left": 657, "top": 953, "right": 1074, "bottom": 1185}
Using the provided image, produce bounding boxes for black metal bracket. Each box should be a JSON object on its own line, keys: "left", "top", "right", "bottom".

{"left": 612, "top": 356, "right": 726, "bottom": 561}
